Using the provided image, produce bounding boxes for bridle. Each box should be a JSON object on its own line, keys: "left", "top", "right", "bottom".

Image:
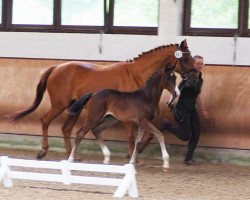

{"left": 173, "top": 49, "right": 196, "bottom": 78}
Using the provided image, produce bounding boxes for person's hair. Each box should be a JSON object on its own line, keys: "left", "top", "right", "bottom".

{"left": 194, "top": 55, "right": 203, "bottom": 59}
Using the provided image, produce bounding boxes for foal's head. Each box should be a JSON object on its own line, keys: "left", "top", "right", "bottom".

{"left": 161, "top": 64, "right": 177, "bottom": 96}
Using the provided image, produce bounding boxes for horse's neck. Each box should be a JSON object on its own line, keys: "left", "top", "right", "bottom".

{"left": 126, "top": 47, "right": 176, "bottom": 86}
{"left": 143, "top": 73, "right": 164, "bottom": 105}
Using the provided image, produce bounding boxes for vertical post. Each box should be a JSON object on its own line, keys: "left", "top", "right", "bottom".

{"left": 60, "top": 160, "right": 71, "bottom": 185}
{"left": 113, "top": 164, "right": 138, "bottom": 198}
{"left": 0, "top": 156, "right": 13, "bottom": 187}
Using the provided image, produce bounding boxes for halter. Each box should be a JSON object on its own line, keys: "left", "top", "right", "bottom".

{"left": 165, "top": 49, "right": 196, "bottom": 109}
{"left": 174, "top": 49, "right": 195, "bottom": 78}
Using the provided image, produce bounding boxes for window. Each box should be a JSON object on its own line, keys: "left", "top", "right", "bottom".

{"left": 113, "top": 0, "right": 158, "bottom": 27}
{"left": 0, "top": 0, "right": 159, "bottom": 35}
{"left": 12, "top": 0, "right": 53, "bottom": 25}
{"left": 183, "top": 0, "right": 250, "bottom": 37}
{"left": 109, "top": 0, "right": 158, "bottom": 34}
{"left": 0, "top": 0, "right": 2, "bottom": 25}
{"left": 61, "top": 0, "right": 104, "bottom": 26}
{"left": 248, "top": 2, "right": 250, "bottom": 28}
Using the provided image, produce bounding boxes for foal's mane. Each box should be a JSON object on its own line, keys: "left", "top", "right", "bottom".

{"left": 126, "top": 44, "right": 179, "bottom": 63}
{"left": 144, "top": 68, "right": 162, "bottom": 88}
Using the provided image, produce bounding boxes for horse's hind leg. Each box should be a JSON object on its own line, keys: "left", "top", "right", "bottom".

{"left": 138, "top": 133, "right": 154, "bottom": 154}
{"left": 68, "top": 119, "right": 102, "bottom": 162}
{"left": 38, "top": 106, "right": 65, "bottom": 159}
{"left": 62, "top": 113, "right": 80, "bottom": 157}
{"left": 69, "top": 104, "right": 107, "bottom": 162}
{"left": 92, "top": 132, "right": 111, "bottom": 164}
{"left": 91, "top": 116, "right": 119, "bottom": 164}
{"left": 68, "top": 125, "right": 89, "bottom": 162}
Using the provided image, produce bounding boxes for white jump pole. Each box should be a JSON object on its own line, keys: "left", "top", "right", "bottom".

{"left": 0, "top": 156, "right": 139, "bottom": 198}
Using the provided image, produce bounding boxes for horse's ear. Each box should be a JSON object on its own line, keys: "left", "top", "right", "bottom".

{"left": 180, "top": 39, "right": 187, "bottom": 49}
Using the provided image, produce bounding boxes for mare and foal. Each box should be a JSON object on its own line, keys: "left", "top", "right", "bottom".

{"left": 7, "top": 40, "right": 194, "bottom": 168}
{"left": 68, "top": 64, "right": 177, "bottom": 169}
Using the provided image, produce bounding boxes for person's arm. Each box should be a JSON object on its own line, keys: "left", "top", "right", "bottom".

{"left": 178, "top": 78, "right": 189, "bottom": 92}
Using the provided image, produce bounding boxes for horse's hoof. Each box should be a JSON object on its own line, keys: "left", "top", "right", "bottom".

{"left": 163, "top": 167, "right": 169, "bottom": 172}
{"left": 36, "top": 150, "right": 47, "bottom": 159}
{"left": 103, "top": 157, "right": 110, "bottom": 164}
{"left": 68, "top": 156, "right": 74, "bottom": 162}
{"left": 163, "top": 163, "right": 170, "bottom": 169}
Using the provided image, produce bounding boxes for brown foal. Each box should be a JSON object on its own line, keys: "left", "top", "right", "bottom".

{"left": 68, "top": 64, "right": 177, "bottom": 169}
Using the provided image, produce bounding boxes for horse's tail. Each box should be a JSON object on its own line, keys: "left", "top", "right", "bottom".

{"left": 68, "top": 93, "right": 93, "bottom": 115}
{"left": 6, "top": 66, "right": 57, "bottom": 122}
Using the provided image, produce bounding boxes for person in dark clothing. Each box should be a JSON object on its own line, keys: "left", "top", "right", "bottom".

{"left": 161, "top": 55, "right": 208, "bottom": 165}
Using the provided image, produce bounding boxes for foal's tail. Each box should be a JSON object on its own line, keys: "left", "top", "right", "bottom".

{"left": 6, "top": 66, "right": 56, "bottom": 122}
{"left": 68, "top": 93, "right": 93, "bottom": 115}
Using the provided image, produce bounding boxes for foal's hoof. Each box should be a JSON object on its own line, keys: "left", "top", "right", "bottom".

{"left": 36, "top": 150, "right": 47, "bottom": 159}
{"left": 163, "top": 162, "right": 170, "bottom": 170}
{"left": 103, "top": 157, "right": 110, "bottom": 164}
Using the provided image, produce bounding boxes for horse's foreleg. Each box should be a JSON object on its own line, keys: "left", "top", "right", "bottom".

{"left": 146, "top": 122, "right": 169, "bottom": 169}
{"left": 39, "top": 107, "right": 64, "bottom": 159}
{"left": 62, "top": 113, "right": 80, "bottom": 157}
{"left": 123, "top": 122, "right": 137, "bottom": 158}
{"left": 129, "top": 127, "right": 144, "bottom": 165}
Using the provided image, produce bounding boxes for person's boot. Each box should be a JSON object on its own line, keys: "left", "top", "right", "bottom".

{"left": 183, "top": 158, "right": 195, "bottom": 165}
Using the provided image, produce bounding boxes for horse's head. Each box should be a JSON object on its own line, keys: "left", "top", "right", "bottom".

{"left": 167, "top": 39, "right": 195, "bottom": 76}
{"left": 162, "top": 63, "right": 180, "bottom": 106}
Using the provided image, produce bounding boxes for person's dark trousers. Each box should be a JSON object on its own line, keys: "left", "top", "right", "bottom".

{"left": 160, "top": 109, "right": 201, "bottom": 161}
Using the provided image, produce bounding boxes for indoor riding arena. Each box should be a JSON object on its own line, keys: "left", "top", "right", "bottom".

{"left": 0, "top": 1, "right": 249, "bottom": 200}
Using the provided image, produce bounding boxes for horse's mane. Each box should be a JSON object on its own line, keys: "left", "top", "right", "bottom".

{"left": 144, "top": 68, "right": 162, "bottom": 88}
{"left": 126, "top": 44, "right": 179, "bottom": 63}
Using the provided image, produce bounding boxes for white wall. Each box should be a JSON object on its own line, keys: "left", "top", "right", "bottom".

{"left": 0, "top": 0, "right": 249, "bottom": 65}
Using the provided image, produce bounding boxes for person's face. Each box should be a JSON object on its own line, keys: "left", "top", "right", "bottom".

{"left": 194, "top": 58, "right": 204, "bottom": 72}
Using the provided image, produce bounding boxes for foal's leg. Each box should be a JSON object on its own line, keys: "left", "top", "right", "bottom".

{"left": 123, "top": 122, "right": 137, "bottom": 158}
{"left": 62, "top": 113, "right": 80, "bottom": 157}
{"left": 91, "top": 116, "right": 119, "bottom": 164}
{"left": 138, "top": 133, "right": 154, "bottom": 154}
{"left": 68, "top": 103, "right": 107, "bottom": 162}
{"left": 129, "top": 127, "right": 144, "bottom": 165}
{"left": 93, "top": 133, "right": 111, "bottom": 164}
{"left": 68, "top": 124, "right": 90, "bottom": 162}
{"left": 146, "top": 122, "right": 169, "bottom": 169}
{"left": 38, "top": 106, "right": 65, "bottom": 159}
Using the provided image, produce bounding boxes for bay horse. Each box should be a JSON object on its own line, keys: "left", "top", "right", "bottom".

{"left": 6, "top": 39, "right": 194, "bottom": 160}
{"left": 68, "top": 64, "right": 177, "bottom": 169}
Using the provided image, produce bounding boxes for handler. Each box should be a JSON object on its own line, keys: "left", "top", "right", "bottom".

{"left": 160, "top": 55, "right": 209, "bottom": 165}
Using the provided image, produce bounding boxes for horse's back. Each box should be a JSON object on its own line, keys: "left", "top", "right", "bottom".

{"left": 88, "top": 89, "right": 149, "bottom": 122}
{"left": 46, "top": 61, "right": 126, "bottom": 104}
